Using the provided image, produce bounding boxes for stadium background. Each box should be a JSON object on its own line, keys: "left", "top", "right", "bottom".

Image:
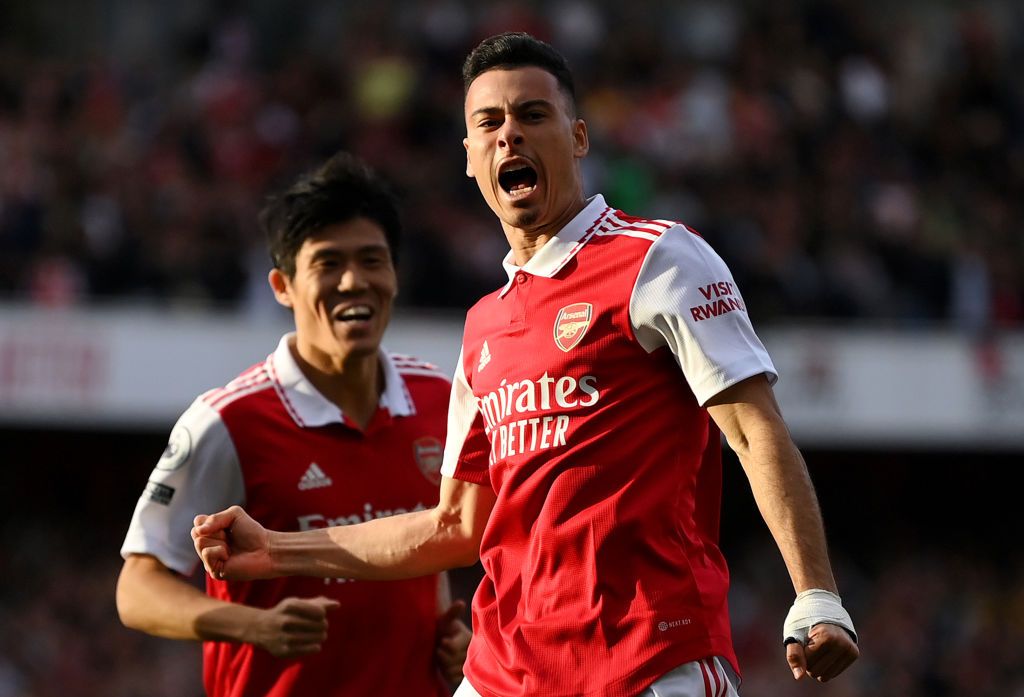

{"left": 0, "top": 1, "right": 1021, "bottom": 695}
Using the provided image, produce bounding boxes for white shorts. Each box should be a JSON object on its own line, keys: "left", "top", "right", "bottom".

{"left": 453, "top": 656, "right": 740, "bottom": 697}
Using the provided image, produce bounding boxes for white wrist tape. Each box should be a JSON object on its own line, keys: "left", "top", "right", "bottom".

{"left": 783, "top": 589, "right": 857, "bottom": 645}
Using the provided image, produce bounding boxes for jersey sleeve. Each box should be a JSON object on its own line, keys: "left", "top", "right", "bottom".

{"left": 629, "top": 226, "right": 778, "bottom": 405}
{"left": 439, "top": 348, "right": 492, "bottom": 486}
{"left": 120, "top": 397, "right": 245, "bottom": 575}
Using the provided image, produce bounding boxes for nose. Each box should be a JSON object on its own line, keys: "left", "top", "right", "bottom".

{"left": 497, "top": 116, "right": 524, "bottom": 150}
{"left": 337, "top": 266, "right": 369, "bottom": 293}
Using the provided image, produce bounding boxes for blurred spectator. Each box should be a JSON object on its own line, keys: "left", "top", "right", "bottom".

{"left": 0, "top": 0, "right": 1021, "bottom": 323}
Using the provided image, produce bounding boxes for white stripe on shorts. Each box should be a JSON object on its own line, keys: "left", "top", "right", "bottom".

{"left": 640, "top": 656, "right": 740, "bottom": 697}
{"left": 452, "top": 657, "right": 739, "bottom": 697}
{"left": 453, "top": 678, "right": 483, "bottom": 697}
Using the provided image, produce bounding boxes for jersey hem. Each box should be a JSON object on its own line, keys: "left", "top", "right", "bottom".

{"left": 693, "top": 359, "right": 778, "bottom": 407}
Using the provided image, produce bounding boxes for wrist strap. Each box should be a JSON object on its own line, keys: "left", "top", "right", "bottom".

{"left": 783, "top": 589, "right": 857, "bottom": 645}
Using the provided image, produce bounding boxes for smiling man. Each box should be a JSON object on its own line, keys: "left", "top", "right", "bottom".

{"left": 191, "top": 35, "right": 859, "bottom": 697}
{"left": 117, "top": 152, "right": 470, "bottom": 697}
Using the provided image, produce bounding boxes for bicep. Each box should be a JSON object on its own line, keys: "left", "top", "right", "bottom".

{"left": 117, "top": 553, "right": 197, "bottom": 622}
{"left": 705, "top": 373, "right": 787, "bottom": 456}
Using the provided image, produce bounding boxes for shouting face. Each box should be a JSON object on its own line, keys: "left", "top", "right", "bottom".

{"left": 464, "top": 66, "right": 589, "bottom": 235}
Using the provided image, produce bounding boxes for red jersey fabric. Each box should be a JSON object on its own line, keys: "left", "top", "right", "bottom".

{"left": 440, "top": 196, "right": 776, "bottom": 697}
{"left": 123, "top": 335, "right": 452, "bottom": 697}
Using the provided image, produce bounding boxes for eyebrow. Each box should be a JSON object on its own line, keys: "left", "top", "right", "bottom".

{"left": 308, "top": 243, "right": 390, "bottom": 260}
{"left": 470, "top": 99, "right": 556, "bottom": 119}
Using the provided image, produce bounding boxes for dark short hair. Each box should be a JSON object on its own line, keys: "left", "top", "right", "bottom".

{"left": 462, "top": 32, "right": 577, "bottom": 114}
{"left": 261, "top": 152, "right": 401, "bottom": 276}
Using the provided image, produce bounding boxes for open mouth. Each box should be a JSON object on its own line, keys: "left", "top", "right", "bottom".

{"left": 334, "top": 304, "right": 374, "bottom": 323}
{"left": 498, "top": 165, "right": 538, "bottom": 198}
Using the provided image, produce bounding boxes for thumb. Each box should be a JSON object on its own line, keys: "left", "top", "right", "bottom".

{"left": 437, "top": 600, "right": 467, "bottom": 627}
{"left": 786, "top": 641, "right": 808, "bottom": 680}
{"left": 311, "top": 596, "right": 341, "bottom": 612}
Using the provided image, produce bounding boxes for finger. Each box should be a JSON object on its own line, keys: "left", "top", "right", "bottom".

{"left": 806, "top": 646, "right": 843, "bottom": 682}
{"left": 195, "top": 536, "right": 227, "bottom": 562}
{"left": 811, "top": 648, "right": 855, "bottom": 683}
{"left": 284, "top": 597, "right": 342, "bottom": 620}
{"left": 816, "top": 658, "right": 850, "bottom": 682}
{"left": 194, "top": 507, "right": 242, "bottom": 535}
{"left": 281, "top": 620, "right": 330, "bottom": 638}
{"left": 819, "top": 653, "right": 858, "bottom": 682}
{"left": 805, "top": 626, "right": 858, "bottom": 677}
{"left": 198, "top": 544, "right": 229, "bottom": 578}
{"left": 437, "top": 600, "right": 467, "bottom": 626}
{"left": 436, "top": 637, "right": 464, "bottom": 659}
{"left": 786, "top": 641, "right": 808, "bottom": 680}
{"left": 810, "top": 640, "right": 859, "bottom": 682}
{"left": 278, "top": 641, "right": 326, "bottom": 658}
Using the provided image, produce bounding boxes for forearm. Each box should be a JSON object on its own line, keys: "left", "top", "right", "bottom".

{"left": 734, "top": 428, "right": 837, "bottom": 593}
{"left": 271, "top": 505, "right": 478, "bottom": 580}
{"left": 117, "top": 556, "right": 262, "bottom": 643}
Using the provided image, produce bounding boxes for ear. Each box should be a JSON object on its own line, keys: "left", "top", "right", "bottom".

{"left": 573, "top": 118, "right": 589, "bottom": 158}
{"left": 268, "top": 268, "right": 293, "bottom": 309}
{"left": 463, "top": 138, "right": 475, "bottom": 178}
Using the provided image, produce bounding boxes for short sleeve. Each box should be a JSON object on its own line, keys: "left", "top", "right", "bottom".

{"left": 439, "top": 348, "right": 492, "bottom": 486}
{"left": 120, "top": 397, "right": 245, "bottom": 575}
{"left": 629, "top": 226, "right": 778, "bottom": 405}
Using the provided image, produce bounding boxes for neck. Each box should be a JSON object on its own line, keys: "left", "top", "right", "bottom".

{"left": 289, "top": 336, "right": 382, "bottom": 430}
{"left": 504, "top": 194, "right": 588, "bottom": 266}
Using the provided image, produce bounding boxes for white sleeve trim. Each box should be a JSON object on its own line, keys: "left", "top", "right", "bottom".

{"left": 440, "top": 348, "right": 479, "bottom": 479}
{"left": 120, "top": 398, "right": 245, "bottom": 575}
{"left": 629, "top": 226, "right": 778, "bottom": 406}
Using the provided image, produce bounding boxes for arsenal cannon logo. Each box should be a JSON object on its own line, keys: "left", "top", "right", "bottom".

{"left": 553, "top": 302, "right": 593, "bottom": 352}
{"left": 413, "top": 437, "right": 443, "bottom": 485}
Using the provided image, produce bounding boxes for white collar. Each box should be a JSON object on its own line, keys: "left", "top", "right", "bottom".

{"left": 498, "top": 194, "right": 612, "bottom": 297}
{"left": 267, "top": 333, "right": 415, "bottom": 428}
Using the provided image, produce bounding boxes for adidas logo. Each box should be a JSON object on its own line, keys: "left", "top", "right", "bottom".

{"left": 298, "top": 463, "right": 333, "bottom": 491}
{"left": 478, "top": 340, "right": 492, "bottom": 372}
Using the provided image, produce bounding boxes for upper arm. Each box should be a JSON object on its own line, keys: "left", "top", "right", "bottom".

{"left": 119, "top": 552, "right": 176, "bottom": 585}
{"left": 706, "top": 373, "right": 790, "bottom": 458}
{"left": 630, "top": 227, "right": 777, "bottom": 405}
{"left": 116, "top": 553, "right": 193, "bottom": 623}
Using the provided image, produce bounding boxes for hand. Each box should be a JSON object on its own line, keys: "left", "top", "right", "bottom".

{"left": 247, "top": 596, "right": 341, "bottom": 658}
{"left": 786, "top": 623, "right": 859, "bottom": 682}
{"left": 192, "top": 506, "right": 273, "bottom": 581}
{"left": 435, "top": 600, "right": 472, "bottom": 684}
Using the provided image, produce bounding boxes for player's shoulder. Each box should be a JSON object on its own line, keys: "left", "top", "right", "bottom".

{"left": 597, "top": 208, "right": 689, "bottom": 244}
{"left": 198, "top": 357, "right": 276, "bottom": 415}
{"left": 389, "top": 352, "right": 451, "bottom": 385}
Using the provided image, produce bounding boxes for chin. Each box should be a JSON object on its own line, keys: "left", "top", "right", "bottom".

{"left": 505, "top": 207, "right": 541, "bottom": 229}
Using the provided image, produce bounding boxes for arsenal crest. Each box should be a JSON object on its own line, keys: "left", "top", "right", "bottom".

{"left": 413, "top": 437, "right": 443, "bottom": 485}
{"left": 553, "top": 302, "right": 593, "bottom": 352}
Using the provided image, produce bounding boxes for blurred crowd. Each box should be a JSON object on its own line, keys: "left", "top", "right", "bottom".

{"left": 1, "top": 527, "right": 1021, "bottom": 697}
{"left": 0, "top": 0, "right": 1022, "bottom": 327}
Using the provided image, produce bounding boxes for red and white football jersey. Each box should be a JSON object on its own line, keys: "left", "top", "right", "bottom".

{"left": 440, "top": 195, "right": 777, "bottom": 697}
{"left": 122, "top": 334, "right": 452, "bottom": 697}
